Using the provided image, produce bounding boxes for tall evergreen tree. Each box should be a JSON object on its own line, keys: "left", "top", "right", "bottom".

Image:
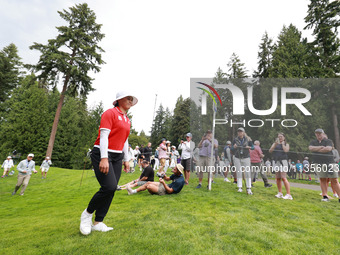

{"left": 169, "top": 96, "right": 190, "bottom": 146}
{"left": 29, "top": 3, "right": 105, "bottom": 158}
{"left": 0, "top": 43, "right": 23, "bottom": 103}
{"left": 0, "top": 76, "right": 51, "bottom": 160}
{"left": 226, "top": 53, "right": 248, "bottom": 79}
{"left": 304, "top": 0, "right": 340, "bottom": 149}
{"left": 254, "top": 32, "right": 273, "bottom": 78}
{"left": 150, "top": 104, "right": 168, "bottom": 149}
{"left": 269, "top": 24, "right": 310, "bottom": 78}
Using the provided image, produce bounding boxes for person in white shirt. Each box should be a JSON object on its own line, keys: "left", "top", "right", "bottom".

{"left": 133, "top": 146, "right": 140, "bottom": 169}
{"left": 178, "top": 133, "right": 195, "bottom": 185}
{"left": 2, "top": 156, "right": 14, "bottom": 178}
{"left": 128, "top": 144, "right": 135, "bottom": 173}
{"left": 170, "top": 146, "right": 179, "bottom": 168}
{"left": 12, "top": 154, "right": 37, "bottom": 196}
{"left": 40, "top": 156, "right": 52, "bottom": 179}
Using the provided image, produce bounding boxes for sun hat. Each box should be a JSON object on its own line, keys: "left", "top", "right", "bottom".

{"left": 226, "top": 141, "right": 231, "bottom": 145}
{"left": 171, "top": 145, "right": 176, "bottom": 149}
{"left": 28, "top": 153, "right": 34, "bottom": 158}
{"left": 186, "top": 133, "right": 192, "bottom": 138}
{"left": 176, "top": 164, "right": 184, "bottom": 174}
{"left": 112, "top": 91, "right": 138, "bottom": 106}
{"left": 166, "top": 141, "right": 171, "bottom": 144}
{"left": 7, "top": 156, "right": 12, "bottom": 159}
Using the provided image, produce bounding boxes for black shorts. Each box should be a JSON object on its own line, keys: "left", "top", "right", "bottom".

{"left": 181, "top": 158, "right": 191, "bottom": 171}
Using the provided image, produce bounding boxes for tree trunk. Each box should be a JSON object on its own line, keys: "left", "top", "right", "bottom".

{"left": 331, "top": 103, "right": 340, "bottom": 151}
{"left": 45, "top": 48, "right": 76, "bottom": 158}
{"left": 45, "top": 75, "right": 70, "bottom": 158}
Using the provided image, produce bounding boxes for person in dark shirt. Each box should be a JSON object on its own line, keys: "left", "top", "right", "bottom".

{"left": 143, "top": 142, "right": 153, "bottom": 162}
{"left": 126, "top": 164, "right": 185, "bottom": 195}
{"left": 117, "top": 160, "right": 154, "bottom": 190}
{"left": 309, "top": 128, "right": 340, "bottom": 202}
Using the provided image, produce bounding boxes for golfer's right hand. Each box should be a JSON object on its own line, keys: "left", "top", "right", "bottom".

{"left": 99, "top": 158, "right": 109, "bottom": 174}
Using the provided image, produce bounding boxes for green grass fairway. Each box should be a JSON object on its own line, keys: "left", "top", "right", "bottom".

{"left": 1, "top": 167, "right": 339, "bottom": 255}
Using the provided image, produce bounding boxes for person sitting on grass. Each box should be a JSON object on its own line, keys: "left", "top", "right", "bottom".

{"left": 126, "top": 164, "right": 185, "bottom": 196}
{"left": 117, "top": 160, "right": 154, "bottom": 190}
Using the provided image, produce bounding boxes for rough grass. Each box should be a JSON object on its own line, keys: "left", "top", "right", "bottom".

{"left": 1, "top": 167, "right": 339, "bottom": 255}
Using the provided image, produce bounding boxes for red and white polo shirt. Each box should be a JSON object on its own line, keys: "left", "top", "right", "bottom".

{"left": 94, "top": 107, "right": 131, "bottom": 153}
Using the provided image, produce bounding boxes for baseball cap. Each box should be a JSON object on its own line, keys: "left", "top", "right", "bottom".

{"left": 161, "top": 138, "right": 166, "bottom": 142}
{"left": 166, "top": 140, "right": 171, "bottom": 144}
{"left": 314, "top": 128, "right": 324, "bottom": 133}
{"left": 237, "top": 127, "right": 245, "bottom": 132}
{"left": 112, "top": 91, "right": 138, "bottom": 106}
{"left": 7, "top": 156, "right": 12, "bottom": 159}
{"left": 186, "top": 133, "right": 192, "bottom": 138}
{"left": 226, "top": 141, "right": 231, "bottom": 145}
{"left": 28, "top": 153, "right": 34, "bottom": 158}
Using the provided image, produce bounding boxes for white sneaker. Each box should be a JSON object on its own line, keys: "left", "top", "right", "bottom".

{"left": 275, "top": 192, "right": 283, "bottom": 198}
{"left": 283, "top": 194, "right": 293, "bottom": 200}
{"left": 224, "top": 178, "right": 231, "bottom": 182}
{"left": 321, "top": 197, "right": 330, "bottom": 202}
{"left": 126, "top": 185, "right": 134, "bottom": 195}
{"left": 237, "top": 188, "right": 243, "bottom": 192}
{"left": 333, "top": 193, "right": 339, "bottom": 198}
{"left": 80, "top": 209, "right": 93, "bottom": 235}
{"left": 246, "top": 189, "right": 253, "bottom": 195}
{"left": 91, "top": 222, "right": 113, "bottom": 232}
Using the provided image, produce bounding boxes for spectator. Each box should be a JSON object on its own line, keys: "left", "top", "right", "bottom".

{"left": 178, "top": 133, "right": 195, "bottom": 184}
{"left": 133, "top": 146, "right": 140, "bottom": 169}
{"left": 296, "top": 160, "right": 303, "bottom": 180}
{"left": 118, "top": 160, "right": 154, "bottom": 190}
{"left": 309, "top": 129, "right": 340, "bottom": 202}
{"left": 250, "top": 140, "right": 272, "bottom": 188}
{"left": 40, "top": 156, "right": 52, "bottom": 179}
{"left": 157, "top": 139, "right": 168, "bottom": 176}
{"left": 127, "top": 164, "right": 185, "bottom": 195}
{"left": 170, "top": 145, "right": 179, "bottom": 168}
{"left": 223, "top": 141, "right": 232, "bottom": 182}
{"left": 231, "top": 127, "right": 254, "bottom": 195}
{"left": 269, "top": 133, "right": 293, "bottom": 200}
{"left": 164, "top": 141, "right": 172, "bottom": 172}
{"left": 138, "top": 145, "right": 145, "bottom": 168}
{"left": 12, "top": 154, "right": 37, "bottom": 196}
{"left": 128, "top": 144, "right": 135, "bottom": 173}
{"left": 303, "top": 157, "right": 311, "bottom": 181}
{"left": 143, "top": 142, "right": 152, "bottom": 162}
{"left": 290, "top": 162, "right": 297, "bottom": 179}
{"left": 153, "top": 148, "right": 160, "bottom": 170}
{"left": 196, "top": 130, "right": 218, "bottom": 189}
{"left": 2, "top": 156, "right": 14, "bottom": 178}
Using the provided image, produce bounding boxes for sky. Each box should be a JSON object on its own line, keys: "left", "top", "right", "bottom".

{"left": 0, "top": 0, "right": 314, "bottom": 135}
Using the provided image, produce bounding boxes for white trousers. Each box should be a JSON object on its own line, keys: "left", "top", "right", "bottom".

{"left": 234, "top": 157, "right": 252, "bottom": 189}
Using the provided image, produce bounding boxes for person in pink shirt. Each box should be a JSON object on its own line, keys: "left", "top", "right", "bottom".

{"left": 157, "top": 138, "right": 168, "bottom": 177}
{"left": 250, "top": 140, "right": 272, "bottom": 188}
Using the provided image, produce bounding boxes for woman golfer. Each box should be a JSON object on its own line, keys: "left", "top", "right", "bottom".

{"left": 80, "top": 91, "right": 138, "bottom": 235}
